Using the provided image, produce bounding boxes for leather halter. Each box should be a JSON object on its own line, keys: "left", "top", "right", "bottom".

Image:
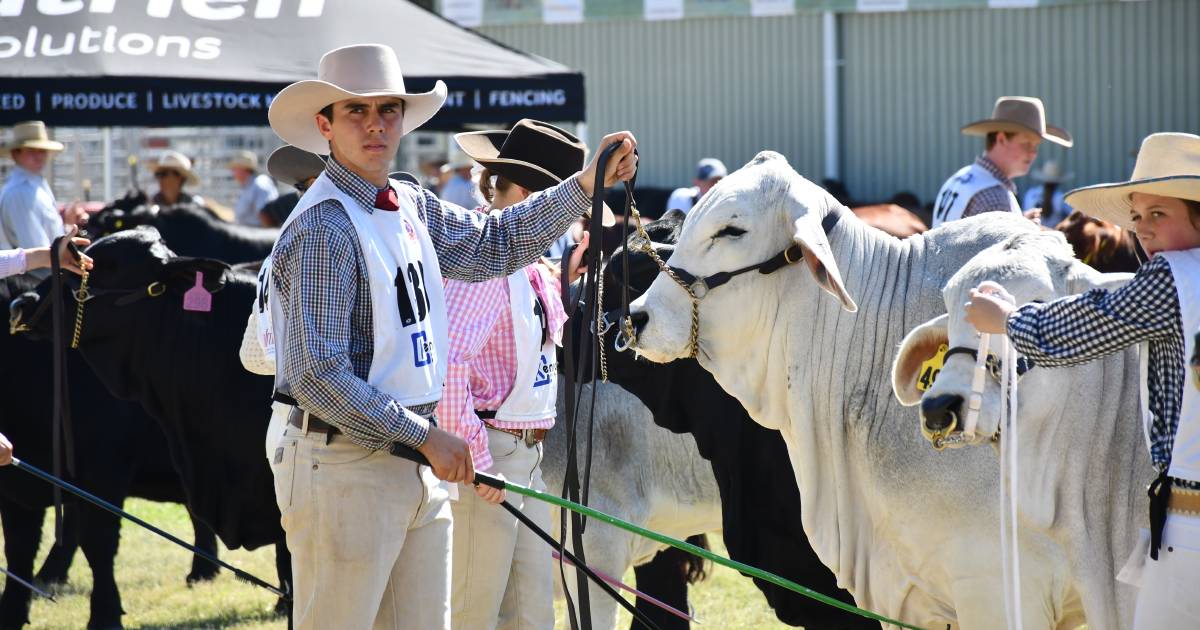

{"left": 630, "top": 208, "right": 842, "bottom": 359}
{"left": 944, "top": 346, "right": 1036, "bottom": 382}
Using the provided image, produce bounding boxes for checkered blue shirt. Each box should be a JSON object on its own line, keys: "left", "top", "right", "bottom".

{"left": 961, "top": 155, "right": 1019, "bottom": 219}
{"left": 1007, "top": 255, "right": 1184, "bottom": 469}
{"left": 272, "top": 156, "right": 590, "bottom": 451}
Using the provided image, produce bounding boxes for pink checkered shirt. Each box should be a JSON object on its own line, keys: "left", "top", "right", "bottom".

{"left": 436, "top": 252, "right": 567, "bottom": 471}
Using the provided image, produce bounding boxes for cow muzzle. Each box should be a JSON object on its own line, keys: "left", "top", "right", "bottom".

{"left": 920, "top": 393, "right": 963, "bottom": 450}
{"left": 9, "top": 292, "right": 44, "bottom": 336}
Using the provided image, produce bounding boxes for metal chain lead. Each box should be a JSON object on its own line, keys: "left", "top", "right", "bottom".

{"left": 623, "top": 206, "right": 701, "bottom": 359}
{"left": 70, "top": 268, "right": 89, "bottom": 349}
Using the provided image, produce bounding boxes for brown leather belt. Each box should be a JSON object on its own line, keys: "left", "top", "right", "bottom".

{"left": 1169, "top": 485, "right": 1200, "bottom": 517}
{"left": 482, "top": 420, "right": 547, "bottom": 447}
{"left": 287, "top": 407, "right": 340, "bottom": 439}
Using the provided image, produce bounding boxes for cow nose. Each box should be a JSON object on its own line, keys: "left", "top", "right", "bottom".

{"left": 920, "top": 394, "right": 963, "bottom": 434}
{"left": 628, "top": 309, "right": 648, "bottom": 335}
{"left": 9, "top": 292, "right": 38, "bottom": 334}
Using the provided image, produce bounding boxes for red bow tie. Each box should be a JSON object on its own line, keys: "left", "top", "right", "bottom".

{"left": 375, "top": 186, "right": 399, "bottom": 211}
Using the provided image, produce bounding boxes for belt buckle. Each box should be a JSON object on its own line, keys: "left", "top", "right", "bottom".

{"left": 522, "top": 429, "right": 537, "bottom": 447}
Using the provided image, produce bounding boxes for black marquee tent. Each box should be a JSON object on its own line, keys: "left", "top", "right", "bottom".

{"left": 0, "top": 0, "right": 584, "bottom": 129}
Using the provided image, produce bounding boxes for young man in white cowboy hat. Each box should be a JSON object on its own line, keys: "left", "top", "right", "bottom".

{"left": 1022, "top": 160, "right": 1075, "bottom": 228}
{"left": 966, "top": 132, "right": 1200, "bottom": 629}
{"left": 227, "top": 149, "right": 278, "bottom": 225}
{"left": 932, "top": 96, "right": 1073, "bottom": 228}
{"left": 0, "top": 121, "right": 67, "bottom": 275}
{"left": 149, "top": 149, "right": 206, "bottom": 208}
{"left": 259, "top": 43, "right": 637, "bottom": 629}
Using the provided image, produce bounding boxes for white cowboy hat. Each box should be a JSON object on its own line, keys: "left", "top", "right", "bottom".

{"left": 441, "top": 152, "right": 474, "bottom": 172}
{"left": 961, "top": 96, "right": 1073, "bottom": 148}
{"left": 1, "top": 121, "right": 64, "bottom": 158}
{"left": 149, "top": 150, "right": 199, "bottom": 186}
{"left": 268, "top": 44, "right": 447, "bottom": 156}
{"left": 1031, "top": 160, "right": 1073, "bottom": 184}
{"left": 226, "top": 150, "right": 260, "bottom": 172}
{"left": 1065, "top": 132, "right": 1200, "bottom": 231}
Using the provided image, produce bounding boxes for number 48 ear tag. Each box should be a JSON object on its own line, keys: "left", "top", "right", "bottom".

{"left": 916, "top": 344, "right": 949, "bottom": 392}
{"left": 183, "top": 271, "right": 212, "bottom": 313}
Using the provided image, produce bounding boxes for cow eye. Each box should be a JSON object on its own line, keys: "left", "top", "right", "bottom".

{"left": 713, "top": 225, "right": 746, "bottom": 239}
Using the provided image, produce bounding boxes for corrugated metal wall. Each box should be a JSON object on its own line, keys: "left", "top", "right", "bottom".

{"left": 482, "top": 0, "right": 1198, "bottom": 205}
{"left": 841, "top": 0, "right": 1200, "bottom": 204}
{"left": 480, "top": 15, "right": 826, "bottom": 189}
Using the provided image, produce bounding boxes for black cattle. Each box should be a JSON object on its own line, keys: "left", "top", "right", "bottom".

{"left": 590, "top": 211, "right": 873, "bottom": 629}
{"left": 11, "top": 228, "right": 290, "bottom": 623}
{"left": 0, "top": 275, "right": 220, "bottom": 630}
{"left": 88, "top": 203, "right": 278, "bottom": 264}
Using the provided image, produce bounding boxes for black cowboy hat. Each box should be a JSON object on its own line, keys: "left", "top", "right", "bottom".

{"left": 455, "top": 119, "right": 615, "bottom": 226}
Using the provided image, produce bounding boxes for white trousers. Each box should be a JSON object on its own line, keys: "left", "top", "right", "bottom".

{"left": 1131, "top": 512, "right": 1200, "bottom": 628}
{"left": 271, "top": 427, "right": 452, "bottom": 630}
{"left": 450, "top": 428, "right": 554, "bottom": 630}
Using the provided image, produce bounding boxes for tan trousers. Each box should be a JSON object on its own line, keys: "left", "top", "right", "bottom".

{"left": 1132, "top": 512, "right": 1200, "bottom": 628}
{"left": 450, "top": 428, "right": 554, "bottom": 630}
{"left": 271, "top": 426, "right": 452, "bottom": 630}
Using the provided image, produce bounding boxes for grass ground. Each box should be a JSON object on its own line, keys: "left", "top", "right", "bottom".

{"left": 1, "top": 499, "right": 793, "bottom": 629}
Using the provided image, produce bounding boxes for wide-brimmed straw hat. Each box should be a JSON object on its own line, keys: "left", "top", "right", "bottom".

{"left": 1064, "top": 132, "right": 1200, "bottom": 230}
{"left": 961, "top": 97, "right": 1073, "bottom": 148}
{"left": 149, "top": 150, "right": 199, "bottom": 186}
{"left": 266, "top": 145, "right": 325, "bottom": 188}
{"left": 1, "top": 121, "right": 64, "bottom": 158}
{"left": 226, "top": 150, "right": 261, "bottom": 172}
{"left": 455, "top": 119, "right": 615, "bottom": 226}
{"left": 1031, "top": 160, "right": 1073, "bottom": 184}
{"left": 269, "top": 44, "right": 447, "bottom": 156}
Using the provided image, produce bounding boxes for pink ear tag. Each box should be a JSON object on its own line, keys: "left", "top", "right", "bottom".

{"left": 182, "top": 271, "right": 212, "bottom": 313}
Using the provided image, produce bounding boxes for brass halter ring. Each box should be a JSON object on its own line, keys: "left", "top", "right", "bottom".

{"left": 69, "top": 278, "right": 166, "bottom": 349}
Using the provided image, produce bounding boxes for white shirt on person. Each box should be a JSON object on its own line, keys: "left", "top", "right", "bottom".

{"left": 666, "top": 186, "right": 700, "bottom": 214}
{"left": 0, "top": 165, "right": 64, "bottom": 250}
{"left": 233, "top": 173, "right": 279, "bottom": 225}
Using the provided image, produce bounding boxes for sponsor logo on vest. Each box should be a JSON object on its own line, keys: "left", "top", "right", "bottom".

{"left": 402, "top": 218, "right": 417, "bottom": 242}
{"left": 411, "top": 330, "right": 434, "bottom": 368}
{"left": 533, "top": 355, "right": 554, "bottom": 387}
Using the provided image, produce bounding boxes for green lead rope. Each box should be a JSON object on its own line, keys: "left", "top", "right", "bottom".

{"left": 482, "top": 474, "right": 928, "bottom": 630}
{"left": 388, "top": 442, "right": 928, "bottom": 630}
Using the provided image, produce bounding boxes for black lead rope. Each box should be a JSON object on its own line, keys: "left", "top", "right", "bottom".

{"left": 558, "top": 142, "right": 635, "bottom": 630}
{"left": 13, "top": 457, "right": 290, "bottom": 600}
{"left": 387, "top": 444, "right": 664, "bottom": 630}
{"left": 48, "top": 235, "right": 77, "bottom": 547}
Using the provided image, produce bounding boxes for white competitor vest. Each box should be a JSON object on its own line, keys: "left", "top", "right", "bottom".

{"left": 930, "top": 163, "right": 1021, "bottom": 228}
{"left": 493, "top": 268, "right": 558, "bottom": 423}
{"left": 1159, "top": 249, "right": 1200, "bottom": 483}
{"left": 257, "top": 172, "right": 448, "bottom": 407}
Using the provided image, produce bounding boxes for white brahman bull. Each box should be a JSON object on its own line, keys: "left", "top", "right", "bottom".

{"left": 627, "top": 150, "right": 1069, "bottom": 628}
{"left": 891, "top": 230, "right": 1150, "bottom": 630}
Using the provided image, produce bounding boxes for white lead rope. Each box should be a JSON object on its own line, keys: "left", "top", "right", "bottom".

{"left": 973, "top": 281, "right": 1022, "bottom": 630}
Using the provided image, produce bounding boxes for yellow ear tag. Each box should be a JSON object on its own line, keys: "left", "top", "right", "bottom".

{"left": 916, "top": 344, "right": 949, "bottom": 392}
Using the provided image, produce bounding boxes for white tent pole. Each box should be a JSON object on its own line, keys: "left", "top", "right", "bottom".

{"left": 102, "top": 127, "right": 113, "bottom": 201}
{"left": 822, "top": 11, "right": 839, "bottom": 182}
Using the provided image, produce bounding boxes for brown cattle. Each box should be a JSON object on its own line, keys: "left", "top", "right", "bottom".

{"left": 852, "top": 203, "right": 928, "bottom": 238}
{"left": 1055, "top": 210, "right": 1142, "bottom": 273}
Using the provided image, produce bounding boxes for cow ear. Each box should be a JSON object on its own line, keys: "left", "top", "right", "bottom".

{"left": 892, "top": 314, "right": 949, "bottom": 406}
{"left": 792, "top": 216, "right": 857, "bottom": 312}
{"left": 1065, "top": 262, "right": 1133, "bottom": 295}
{"left": 162, "top": 257, "right": 231, "bottom": 293}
